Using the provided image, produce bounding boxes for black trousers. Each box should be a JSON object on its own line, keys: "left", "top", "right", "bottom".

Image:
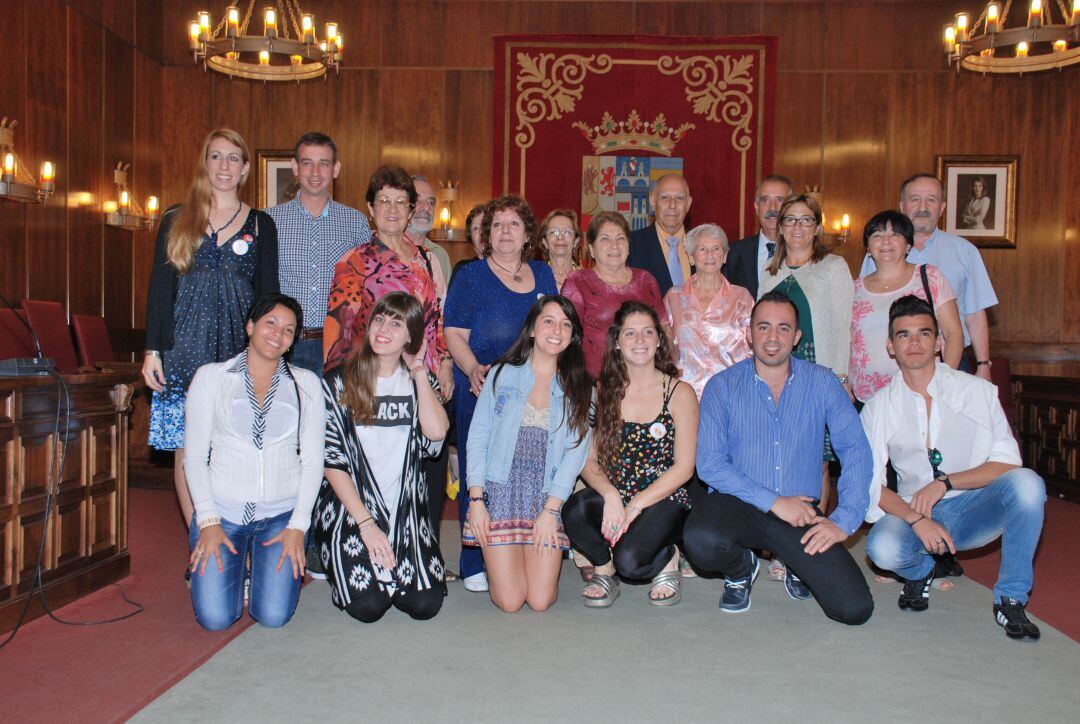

{"left": 563, "top": 487, "right": 688, "bottom": 581}
{"left": 344, "top": 586, "right": 444, "bottom": 624}
{"left": 423, "top": 400, "right": 452, "bottom": 544}
{"left": 683, "top": 492, "right": 873, "bottom": 625}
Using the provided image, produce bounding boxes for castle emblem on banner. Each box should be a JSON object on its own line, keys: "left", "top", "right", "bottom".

{"left": 576, "top": 111, "right": 692, "bottom": 232}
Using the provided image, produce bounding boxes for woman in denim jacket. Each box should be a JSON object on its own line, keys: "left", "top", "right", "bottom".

{"left": 464, "top": 295, "right": 593, "bottom": 612}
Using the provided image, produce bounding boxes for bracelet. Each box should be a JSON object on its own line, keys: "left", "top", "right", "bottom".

{"left": 626, "top": 503, "right": 642, "bottom": 513}
{"left": 359, "top": 519, "right": 378, "bottom": 532}
{"left": 144, "top": 350, "right": 161, "bottom": 358}
{"left": 408, "top": 363, "right": 426, "bottom": 374}
{"left": 356, "top": 515, "right": 373, "bottom": 528}
{"left": 836, "top": 374, "right": 848, "bottom": 384}
{"left": 542, "top": 507, "right": 560, "bottom": 518}
{"left": 198, "top": 516, "right": 222, "bottom": 530}
{"left": 468, "top": 493, "right": 488, "bottom": 504}
{"left": 908, "top": 514, "right": 926, "bottom": 527}
{"left": 975, "top": 360, "right": 992, "bottom": 367}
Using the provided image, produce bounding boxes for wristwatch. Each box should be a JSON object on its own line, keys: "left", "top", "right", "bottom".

{"left": 935, "top": 472, "right": 953, "bottom": 491}
{"left": 975, "top": 360, "right": 992, "bottom": 368}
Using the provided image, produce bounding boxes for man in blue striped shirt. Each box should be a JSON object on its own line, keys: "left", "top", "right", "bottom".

{"left": 684, "top": 291, "right": 874, "bottom": 624}
{"left": 267, "top": 132, "right": 372, "bottom": 377}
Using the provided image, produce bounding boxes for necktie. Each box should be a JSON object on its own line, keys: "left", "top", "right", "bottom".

{"left": 766, "top": 241, "right": 776, "bottom": 259}
{"left": 666, "top": 236, "right": 684, "bottom": 287}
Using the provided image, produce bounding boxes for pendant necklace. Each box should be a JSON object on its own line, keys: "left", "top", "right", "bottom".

{"left": 208, "top": 204, "right": 243, "bottom": 245}
{"left": 490, "top": 256, "right": 524, "bottom": 283}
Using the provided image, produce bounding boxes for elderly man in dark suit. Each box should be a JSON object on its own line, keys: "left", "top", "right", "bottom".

{"left": 723, "top": 175, "right": 793, "bottom": 299}
{"left": 627, "top": 174, "right": 693, "bottom": 296}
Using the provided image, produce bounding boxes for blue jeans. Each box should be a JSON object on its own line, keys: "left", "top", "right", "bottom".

{"left": 289, "top": 338, "right": 325, "bottom": 378}
{"left": 867, "top": 468, "right": 1045, "bottom": 602}
{"left": 188, "top": 510, "right": 303, "bottom": 631}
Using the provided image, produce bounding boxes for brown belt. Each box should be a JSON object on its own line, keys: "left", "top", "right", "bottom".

{"left": 300, "top": 328, "right": 324, "bottom": 340}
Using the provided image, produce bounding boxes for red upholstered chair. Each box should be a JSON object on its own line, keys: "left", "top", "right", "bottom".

{"left": 72, "top": 314, "right": 117, "bottom": 367}
{"left": 21, "top": 299, "right": 79, "bottom": 373}
{"left": 0, "top": 308, "right": 36, "bottom": 359}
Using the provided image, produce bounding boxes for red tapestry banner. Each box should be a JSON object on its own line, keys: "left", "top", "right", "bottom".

{"left": 493, "top": 34, "right": 777, "bottom": 240}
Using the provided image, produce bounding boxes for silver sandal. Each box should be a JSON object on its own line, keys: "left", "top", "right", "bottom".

{"left": 649, "top": 569, "right": 682, "bottom": 606}
{"left": 582, "top": 572, "right": 621, "bottom": 608}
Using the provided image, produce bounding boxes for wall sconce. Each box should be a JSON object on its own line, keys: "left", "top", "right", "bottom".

{"left": 832, "top": 213, "right": 851, "bottom": 245}
{"left": 0, "top": 118, "right": 55, "bottom": 205}
{"left": 437, "top": 179, "right": 459, "bottom": 238}
{"left": 104, "top": 162, "right": 158, "bottom": 231}
{"left": 804, "top": 185, "right": 849, "bottom": 246}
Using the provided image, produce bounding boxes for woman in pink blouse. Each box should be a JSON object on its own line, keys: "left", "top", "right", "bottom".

{"left": 562, "top": 211, "right": 668, "bottom": 380}
{"left": 664, "top": 224, "right": 753, "bottom": 398}
{"left": 850, "top": 210, "right": 964, "bottom": 403}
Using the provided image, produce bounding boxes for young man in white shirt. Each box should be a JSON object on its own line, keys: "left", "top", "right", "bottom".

{"left": 861, "top": 295, "right": 1046, "bottom": 641}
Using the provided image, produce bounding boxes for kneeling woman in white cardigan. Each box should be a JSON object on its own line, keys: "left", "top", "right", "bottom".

{"left": 184, "top": 293, "right": 326, "bottom": 631}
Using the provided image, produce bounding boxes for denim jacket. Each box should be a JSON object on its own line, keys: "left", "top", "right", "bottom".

{"left": 466, "top": 361, "right": 591, "bottom": 503}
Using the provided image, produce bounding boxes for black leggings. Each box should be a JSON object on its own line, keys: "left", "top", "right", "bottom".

{"left": 343, "top": 586, "right": 444, "bottom": 624}
{"left": 562, "top": 487, "right": 688, "bottom": 581}
{"left": 682, "top": 492, "right": 873, "bottom": 625}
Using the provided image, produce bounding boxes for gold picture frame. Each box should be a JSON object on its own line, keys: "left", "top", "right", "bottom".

{"left": 935, "top": 154, "right": 1018, "bottom": 249}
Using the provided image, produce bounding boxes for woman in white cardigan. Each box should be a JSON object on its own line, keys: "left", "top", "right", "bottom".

{"left": 758, "top": 194, "right": 853, "bottom": 584}
{"left": 184, "top": 293, "right": 326, "bottom": 631}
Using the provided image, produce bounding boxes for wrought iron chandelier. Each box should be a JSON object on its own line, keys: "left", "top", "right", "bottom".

{"left": 187, "top": 1, "right": 342, "bottom": 82}
{"left": 943, "top": 1, "right": 1079, "bottom": 74}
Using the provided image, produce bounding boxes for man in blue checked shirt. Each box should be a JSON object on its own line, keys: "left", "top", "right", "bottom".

{"left": 267, "top": 132, "right": 372, "bottom": 377}
{"left": 684, "top": 290, "right": 874, "bottom": 624}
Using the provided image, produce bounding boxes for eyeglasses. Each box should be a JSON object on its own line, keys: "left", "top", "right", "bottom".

{"left": 546, "top": 229, "right": 575, "bottom": 239}
{"left": 375, "top": 196, "right": 411, "bottom": 209}
{"left": 781, "top": 216, "right": 817, "bottom": 227}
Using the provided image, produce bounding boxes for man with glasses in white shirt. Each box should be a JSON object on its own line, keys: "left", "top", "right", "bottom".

{"left": 861, "top": 295, "right": 1045, "bottom": 641}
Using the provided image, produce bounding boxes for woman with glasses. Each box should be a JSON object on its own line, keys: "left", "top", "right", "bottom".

{"left": 322, "top": 166, "right": 453, "bottom": 401}
{"left": 538, "top": 208, "right": 583, "bottom": 290}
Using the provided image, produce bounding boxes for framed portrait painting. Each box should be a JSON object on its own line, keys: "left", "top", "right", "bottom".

{"left": 935, "top": 155, "right": 1018, "bottom": 248}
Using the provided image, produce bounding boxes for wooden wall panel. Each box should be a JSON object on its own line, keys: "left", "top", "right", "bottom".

{"left": 102, "top": 31, "right": 136, "bottom": 329}
{"left": 159, "top": 67, "right": 209, "bottom": 209}
{"left": 0, "top": 2, "right": 28, "bottom": 303}
{"left": 1064, "top": 92, "right": 1080, "bottom": 343}
{"left": 634, "top": 1, "right": 761, "bottom": 37}
{"left": 132, "top": 54, "right": 163, "bottom": 328}
{"left": 763, "top": 2, "right": 826, "bottom": 71}
{"left": 444, "top": 70, "right": 493, "bottom": 221}
{"left": 68, "top": 9, "right": 105, "bottom": 317}
{"left": 25, "top": 1, "right": 70, "bottom": 306}
{"left": 379, "top": 69, "right": 445, "bottom": 174}
{"left": 773, "top": 71, "right": 824, "bottom": 192}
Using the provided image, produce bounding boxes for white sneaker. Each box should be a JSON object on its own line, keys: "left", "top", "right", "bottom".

{"left": 463, "top": 572, "right": 489, "bottom": 592}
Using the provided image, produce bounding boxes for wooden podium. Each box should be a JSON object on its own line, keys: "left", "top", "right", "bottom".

{"left": 0, "top": 371, "right": 135, "bottom": 632}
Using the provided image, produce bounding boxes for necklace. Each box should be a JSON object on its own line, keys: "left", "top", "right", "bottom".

{"left": 877, "top": 265, "right": 911, "bottom": 291}
{"left": 489, "top": 256, "right": 524, "bottom": 283}
{"left": 207, "top": 204, "right": 243, "bottom": 245}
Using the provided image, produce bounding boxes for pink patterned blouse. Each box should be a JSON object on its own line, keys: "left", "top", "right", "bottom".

{"left": 664, "top": 275, "right": 754, "bottom": 398}
{"left": 850, "top": 263, "right": 956, "bottom": 402}
{"left": 562, "top": 267, "right": 668, "bottom": 379}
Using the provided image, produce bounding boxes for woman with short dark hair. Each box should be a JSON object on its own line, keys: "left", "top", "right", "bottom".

{"left": 322, "top": 165, "right": 453, "bottom": 401}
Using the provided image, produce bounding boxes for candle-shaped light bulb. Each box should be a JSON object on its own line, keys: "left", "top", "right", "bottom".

{"left": 198, "top": 11, "right": 211, "bottom": 40}
{"left": 1029, "top": 0, "right": 1042, "bottom": 28}
{"left": 3, "top": 152, "right": 15, "bottom": 178}
{"left": 119, "top": 189, "right": 130, "bottom": 211}
{"left": 226, "top": 6, "right": 239, "bottom": 37}
{"left": 264, "top": 7, "right": 277, "bottom": 37}
{"left": 955, "top": 13, "right": 969, "bottom": 42}
{"left": 944, "top": 25, "right": 957, "bottom": 54}
{"left": 147, "top": 196, "right": 159, "bottom": 218}
{"left": 986, "top": 3, "right": 1001, "bottom": 33}
{"left": 189, "top": 20, "right": 201, "bottom": 49}
{"left": 319, "top": 41, "right": 327, "bottom": 53}
{"left": 291, "top": 54, "right": 303, "bottom": 65}
{"left": 41, "top": 161, "right": 55, "bottom": 185}
{"left": 302, "top": 13, "right": 314, "bottom": 43}
{"left": 259, "top": 50, "right": 270, "bottom": 65}
{"left": 1053, "top": 39, "right": 1068, "bottom": 52}
{"left": 1072, "top": 0, "right": 1080, "bottom": 26}
{"left": 326, "top": 22, "right": 338, "bottom": 47}
{"left": 1016, "top": 41, "right": 1030, "bottom": 57}
{"left": 440, "top": 207, "right": 450, "bottom": 224}
{"left": 226, "top": 51, "right": 239, "bottom": 61}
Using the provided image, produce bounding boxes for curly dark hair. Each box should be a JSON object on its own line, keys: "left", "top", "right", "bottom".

{"left": 594, "top": 301, "right": 680, "bottom": 471}
{"left": 481, "top": 195, "right": 538, "bottom": 260}
{"left": 364, "top": 165, "right": 417, "bottom": 208}
{"left": 489, "top": 295, "right": 592, "bottom": 445}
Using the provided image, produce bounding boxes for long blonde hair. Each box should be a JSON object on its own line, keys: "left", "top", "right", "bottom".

{"left": 167, "top": 129, "right": 250, "bottom": 273}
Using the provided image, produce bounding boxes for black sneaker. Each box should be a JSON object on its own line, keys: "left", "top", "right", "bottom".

{"left": 898, "top": 574, "right": 933, "bottom": 612}
{"left": 720, "top": 552, "right": 759, "bottom": 613}
{"left": 784, "top": 569, "right": 812, "bottom": 601}
{"left": 306, "top": 544, "right": 327, "bottom": 580}
{"left": 994, "top": 597, "right": 1041, "bottom": 642}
